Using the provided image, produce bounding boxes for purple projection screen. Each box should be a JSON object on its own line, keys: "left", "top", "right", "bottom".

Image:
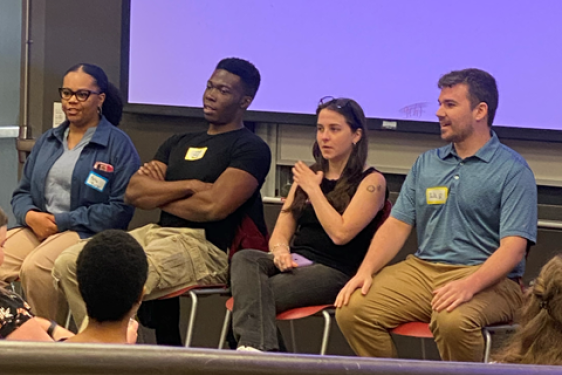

{"left": 128, "top": 0, "right": 562, "bottom": 132}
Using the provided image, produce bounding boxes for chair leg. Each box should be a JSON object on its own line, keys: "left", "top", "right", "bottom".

{"left": 289, "top": 320, "right": 298, "bottom": 353}
{"left": 64, "top": 310, "right": 72, "bottom": 330}
{"left": 218, "top": 309, "right": 232, "bottom": 349}
{"left": 320, "top": 310, "right": 332, "bottom": 355}
{"left": 483, "top": 328, "right": 493, "bottom": 363}
{"left": 184, "top": 291, "right": 199, "bottom": 347}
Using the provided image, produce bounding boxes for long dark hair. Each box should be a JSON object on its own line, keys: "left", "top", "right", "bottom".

{"left": 494, "top": 254, "right": 562, "bottom": 365}
{"left": 287, "top": 98, "right": 368, "bottom": 217}
{"left": 64, "top": 63, "right": 124, "bottom": 126}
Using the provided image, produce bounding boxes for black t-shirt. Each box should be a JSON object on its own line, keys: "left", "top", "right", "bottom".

{"left": 154, "top": 128, "right": 271, "bottom": 251}
{"left": 292, "top": 168, "right": 387, "bottom": 276}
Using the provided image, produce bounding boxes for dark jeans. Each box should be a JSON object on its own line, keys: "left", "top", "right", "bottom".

{"left": 230, "top": 249, "right": 349, "bottom": 351}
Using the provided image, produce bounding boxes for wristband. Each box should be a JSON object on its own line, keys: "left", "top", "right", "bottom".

{"left": 269, "top": 244, "right": 290, "bottom": 253}
{"left": 47, "top": 320, "right": 57, "bottom": 338}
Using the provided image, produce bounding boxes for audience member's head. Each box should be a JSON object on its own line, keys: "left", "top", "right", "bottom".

{"left": 495, "top": 254, "right": 562, "bottom": 365}
{"left": 438, "top": 68, "right": 498, "bottom": 127}
{"left": 77, "top": 230, "right": 148, "bottom": 324}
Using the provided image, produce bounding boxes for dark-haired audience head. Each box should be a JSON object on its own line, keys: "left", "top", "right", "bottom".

{"left": 438, "top": 68, "right": 498, "bottom": 128}
{"left": 77, "top": 230, "right": 148, "bottom": 323}
{"left": 62, "top": 63, "right": 124, "bottom": 127}
{"left": 495, "top": 254, "right": 562, "bottom": 365}
{"left": 203, "top": 58, "right": 260, "bottom": 126}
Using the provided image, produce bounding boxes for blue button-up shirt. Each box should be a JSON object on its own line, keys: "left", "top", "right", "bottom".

{"left": 11, "top": 116, "right": 141, "bottom": 238}
{"left": 392, "top": 132, "right": 537, "bottom": 278}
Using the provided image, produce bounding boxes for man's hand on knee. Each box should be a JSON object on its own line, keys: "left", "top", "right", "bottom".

{"left": 432, "top": 278, "right": 476, "bottom": 312}
{"left": 335, "top": 271, "right": 373, "bottom": 308}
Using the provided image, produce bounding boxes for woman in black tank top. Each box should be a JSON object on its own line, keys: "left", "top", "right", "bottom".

{"left": 230, "top": 97, "right": 388, "bottom": 352}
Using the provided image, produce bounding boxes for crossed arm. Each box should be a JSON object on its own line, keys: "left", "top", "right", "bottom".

{"left": 125, "top": 161, "right": 210, "bottom": 210}
{"left": 125, "top": 160, "right": 259, "bottom": 222}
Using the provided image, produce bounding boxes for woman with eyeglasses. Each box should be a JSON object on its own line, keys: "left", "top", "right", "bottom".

{"left": 493, "top": 254, "right": 562, "bottom": 365}
{"left": 230, "top": 97, "right": 389, "bottom": 352}
{"left": 0, "top": 63, "right": 140, "bottom": 325}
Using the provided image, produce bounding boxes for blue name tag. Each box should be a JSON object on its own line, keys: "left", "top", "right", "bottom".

{"left": 85, "top": 171, "right": 108, "bottom": 192}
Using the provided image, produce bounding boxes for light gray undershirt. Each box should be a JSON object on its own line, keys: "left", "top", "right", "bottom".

{"left": 45, "top": 126, "right": 96, "bottom": 214}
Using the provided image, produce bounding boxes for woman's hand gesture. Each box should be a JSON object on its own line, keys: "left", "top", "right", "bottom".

{"left": 292, "top": 161, "right": 323, "bottom": 195}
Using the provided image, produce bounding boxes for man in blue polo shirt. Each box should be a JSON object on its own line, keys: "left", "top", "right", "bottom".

{"left": 335, "top": 68, "right": 537, "bottom": 362}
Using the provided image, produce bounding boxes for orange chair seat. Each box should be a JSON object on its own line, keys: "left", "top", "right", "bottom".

{"left": 390, "top": 322, "right": 433, "bottom": 338}
{"left": 222, "top": 297, "right": 334, "bottom": 354}
{"left": 158, "top": 284, "right": 228, "bottom": 300}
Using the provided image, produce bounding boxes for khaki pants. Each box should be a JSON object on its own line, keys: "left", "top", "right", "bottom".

{"left": 52, "top": 224, "right": 229, "bottom": 328}
{"left": 0, "top": 227, "right": 81, "bottom": 324}
{"left": 336, "top": 255, "right": 522, "bottom": 362}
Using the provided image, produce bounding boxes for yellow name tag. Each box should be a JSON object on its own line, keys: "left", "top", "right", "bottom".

{"left": 426, "top": 187, "right": 448, "bottom": 205}
{"left": 185, "top": 147, "right": 207, "bottom": 161}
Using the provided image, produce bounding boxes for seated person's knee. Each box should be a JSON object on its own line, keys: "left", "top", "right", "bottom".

{"left": 336, "top": 291, "right": 371, "bottom": 329}
{"left": 20, "top": 256, "right": 40, "bottom": 281}
{"left": 53, "top": 250, "right": 79, "bottom": 281}
{"left": 431, "top": 308, "right": 475, "bottom": 337}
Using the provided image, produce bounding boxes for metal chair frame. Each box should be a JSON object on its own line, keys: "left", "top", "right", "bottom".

{"left": 158, "top": 284, "right": 230, "bottom": 347}
{"left": 390, "top": 321, "right": 518, "bottom": 362}
{"left": 219, "top": 297, "right": 335, "bottom": 355}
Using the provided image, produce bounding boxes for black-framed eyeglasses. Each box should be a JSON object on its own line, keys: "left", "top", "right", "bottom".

{"left": 58, "top": 88, "right": 102, "bottom": 102}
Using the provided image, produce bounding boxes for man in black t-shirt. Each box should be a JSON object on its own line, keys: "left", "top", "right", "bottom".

{"left": 53, "top": 58, "right": 271, "bottom": 345}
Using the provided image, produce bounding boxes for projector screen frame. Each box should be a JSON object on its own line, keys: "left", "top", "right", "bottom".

{"left": 120, "top": 0, "right": 562, "bottom": 144}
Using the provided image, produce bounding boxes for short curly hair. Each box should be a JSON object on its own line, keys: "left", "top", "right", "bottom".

{"left": 216, "top": 57, "right": 261, "bottom": 98}
{"left": 77, "top": 230, "right": 148, "bottom": 322}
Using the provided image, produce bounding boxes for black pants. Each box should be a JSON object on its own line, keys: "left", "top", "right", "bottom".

{"left": 230, "top": 249, "right": 349, "bottom": 351}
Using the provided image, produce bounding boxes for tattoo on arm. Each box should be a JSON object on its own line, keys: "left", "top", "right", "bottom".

{"left": 366, "top": 185, "right": 382, "bottom": 193}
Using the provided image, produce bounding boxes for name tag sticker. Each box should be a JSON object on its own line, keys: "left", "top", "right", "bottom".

{"left": 85, "top": 171, "right": 108, "bottom": 192}
{"left": 185, "top": 147, "right": 208, "bottom": 161}
{"left": 426, "top": 187, "right": 448, "bottom": 205}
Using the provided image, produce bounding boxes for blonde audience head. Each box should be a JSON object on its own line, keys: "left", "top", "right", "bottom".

{"left": 495, "top": 254, "right": 562, "bottom": 365}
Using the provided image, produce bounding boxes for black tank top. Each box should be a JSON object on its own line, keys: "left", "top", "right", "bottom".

{"left": 291, "top": 168, "right": 387, "bottom": 276}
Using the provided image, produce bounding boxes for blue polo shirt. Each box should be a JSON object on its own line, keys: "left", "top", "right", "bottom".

{"left": 392, "top": 132, "right": 537, "bottom": 278}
